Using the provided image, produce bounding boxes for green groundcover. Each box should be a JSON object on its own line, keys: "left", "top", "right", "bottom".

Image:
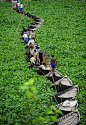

{"left": 0, "top": 0, "right": 86, "bottom": 125}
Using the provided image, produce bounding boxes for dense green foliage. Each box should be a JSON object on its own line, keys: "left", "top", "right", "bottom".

{"left": 0, "top": 0, "right": 86, "bottom": 125}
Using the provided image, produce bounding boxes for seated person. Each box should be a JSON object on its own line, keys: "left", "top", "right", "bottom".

{"left": 30, "top": 57, "right": 36, "bottom": 68}
{"left": 30, "top": 30, "right": 36, "bottom": 40}
{"left": 21, "top": 33, "right": 28, "bottom": 44}
{"left": 26, "top": 29, "right": 30, "bottom": 38}
{"left": 24, "top": 37, "right": 28, "bottom": 44}
{"left": 26, "top": 39, "right": 35, "bottom": 47}
{"left": 20, "top": 33, "right": 27, "bottom": 40}
{"left": 29, "top": 43, "right": 35, "bottom": 57}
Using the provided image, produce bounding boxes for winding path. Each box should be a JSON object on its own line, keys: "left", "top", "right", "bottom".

{"left": 13, "top": 2, "right": 80, "bottom": 125}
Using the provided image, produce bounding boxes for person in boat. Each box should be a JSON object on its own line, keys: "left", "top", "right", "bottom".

{"left": 24, "top": 36, "right": 28, "bottom": 44}
{"left": 20, "top": 33, "right": 27, "bottom": 40}
{"left": 13, "top": 0, "right": 17, "bottom": 9}
{"left": 43, "top": 50, "right": 49, "bottom": 66}
{"left": 26, "top": 29, "right": 31, "bottom": 39}
{"left": 50, "top": 55, "right": 57, "bottom": 72}
{"left": 16, "top": 1, "right": 20, "bottom": 12}
{"left": 25, "top": 43, "right": 35, "bottom": 58}
{"left": 39, "top": 49, "right": 43, "bottom": 65}
{"left": 25, "top": 38, "right": 35, "bottom": 49}
{"left": 30, "top": 57, "right": 36, "bottom": 68}
{"left": 20, "top": 3, "right": 23, "bottom": 13}
{"left": 36, "top": 46, "right": 40, "bottom": 57}
{"left": 34, "top": 49, "right": 38, "bottom": 64}
{"left": 16, "top": 1, "right": 18, "bottom": 11}
{"left": 21, "top": 33, "right": 28, "bottom": 44}
{"left": 25, "top": 43, "right": 35, "bottom": 62}
{"left": 31, "top": 30, "right": 36, "bottom": 39}
{"left": 28, "top": 43, "right": 35, "bottom": 57}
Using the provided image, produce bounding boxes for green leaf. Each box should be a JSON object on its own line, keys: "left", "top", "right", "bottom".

{"left": 46, "top": 109, "right": 54, "bottom": 114}
{"left": 55, "top": 114, "right": 59, "bottom": 117}
{"left": 24, "top": 82, "right": 29, "bottom": 86}
{"left": 39, "top": 116, "right": 45, "bottom": 121}
{"left": 26, "top": 91, "right": 33, "bottom": 98}
{"left": 32, "top": 95, "right": 38, "bottom": 101}
{"left": 19, "top": 85, "right": 28, "bottom": 90}
{"left": 56, "top": 110, "right": 64, "bottom": 115}
{"left": 51, "top": 105, "right": 57, "bottom": 111}
{"left": 31, "top": 87, "right": 37, "bottom": 94}
{"left": 28, "top": 79, "right": 34, "bottom": 85}
{"left": 50, "top": 116, "right": 57, "bottom": 122}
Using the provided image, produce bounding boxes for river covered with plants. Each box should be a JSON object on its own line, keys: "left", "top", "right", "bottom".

{"left": 0, "top": 0, "right": 86, "bottom": 125}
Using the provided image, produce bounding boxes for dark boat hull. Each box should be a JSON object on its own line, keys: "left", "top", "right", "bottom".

{"left": 53, "top": 85, "right": 79, "bottom": 103}
{"left": 55, "top": 85, "right": 72, "bottom": 92}
{"left": 57, "top": 110, "right": 80, "bottom": 125}
{"left": 46, "top": 73, "right": 63, "bottom": 83}
{"left": 35, "top": 68, "right": 50, "bottom": 75}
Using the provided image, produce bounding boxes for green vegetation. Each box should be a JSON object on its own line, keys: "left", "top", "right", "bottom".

{"left": 19, "top": 79, "right": 63, "bottom": 125}
{"left": 0, "top": 0, "right": 86, "bottom": 125}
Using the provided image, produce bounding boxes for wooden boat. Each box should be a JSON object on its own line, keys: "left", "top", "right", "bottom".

{"left": 28, "top": 27, "right": 37, "bottom": 31}
{"left": 56, "top": 99, "right": 78, "bottom": 114}
{"left": 53, "top": 85, "right": 79, "bottom": 103}
{"left": 29, "top": 25, "right": 37, "bottom": 28}
{"left": 35, "top": 22, "right": 42, "bottom": 25}
{"left": 30, "top": 15, "right": 37, "bottom": 19}
{"left": 35, "top": 24, "right": 42, "bottom": 28}
{"left": 27, "top": 13, "right": 33, "bottom": 18}
{"left": 24, "top": 12, "right": 28, "bottom": 16}
{"left": 31, "top": 15, "right": 40, "bottom": 20}
{"left": 28, "top": 23, "right": 42, "bottom": 29}
{"left": 53, "top": 75, "right": 73, "bottom": 92}
{"left": 46, "top": 70, "right": 63, "bottom": 83}
{"left": 35, "top": 65, "right": 51, "bottom": 75}
{"left": 35, "top": 18, "right": 44, "bottom": 22}
{"left": 57, "top": 109, "right": 80, "bottom": 125}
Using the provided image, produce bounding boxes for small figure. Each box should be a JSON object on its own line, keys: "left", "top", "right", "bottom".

{"left": 20, "top": 3, "right": 23, "bottom": 13}
{"left": 13, "top": 0, "right": 17, "bottom": 9}
{"left": 36, "top": 46, "right": 40, "bottom": 57}
{"left": 16, "top": 1, "right": 20, "bottom": 12}
{"left": 30, "top": 57, "right": 36, "bottom": 68}
{"left": 26, "top": 29, "right": 31, "bottom": 39}
{"left": 43, "top": 50, "right": 49, "bottom": 66}
{"left": 22, "top": 33, "right": 28, "bottom": 44}
{"left": 16, "top": 1, "right": 18, "bottom": 11}
{"left": 31, "top": 30, "right": 36, "bottom": 39}
{"left": 29, "top": 43, "right": 35, "bottom": 57}
{"left": 39, "top": 49, "right": 43, "bottom": 65}
{"left": 34, "top": 50, "right": 38, "bottom": 64}
{"left": 50, "top": 55, "right": 57, "bottom": 72}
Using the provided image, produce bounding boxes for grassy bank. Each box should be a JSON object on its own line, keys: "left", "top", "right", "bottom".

{"left": 0, "top": 0, "right": 86, "bottom": 124}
